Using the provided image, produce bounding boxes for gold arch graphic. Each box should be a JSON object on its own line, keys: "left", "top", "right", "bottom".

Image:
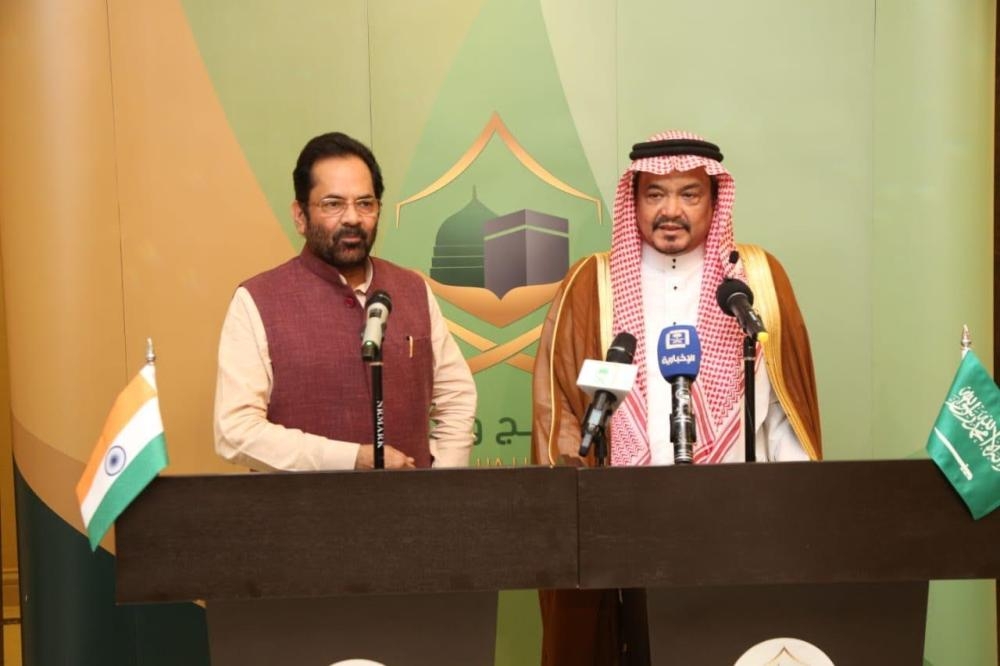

{"left": 394, "top": 112, "right": 599, "bottom": 374}
{"left": 446, "top": 320, "right": 542, "bottom": 374}
{"left": 419, "top": 271, "right": 558, "bottom": 328}
{"left": 418, "top": 272, "right": 557, "bottom": 375}
{"left": 394, "top": 111, "right": 602, "bottom": 226}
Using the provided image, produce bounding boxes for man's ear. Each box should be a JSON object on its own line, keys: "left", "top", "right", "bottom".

{"left": 291, "top": 200, "right": 307, "bottom": 235}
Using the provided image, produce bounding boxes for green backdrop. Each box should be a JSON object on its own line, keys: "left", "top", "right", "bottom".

{"left": 180, "top": 1, "right": 996, "bottom": 663}
{"left": 4, "top": 0, "right": 991, "bottom": 664}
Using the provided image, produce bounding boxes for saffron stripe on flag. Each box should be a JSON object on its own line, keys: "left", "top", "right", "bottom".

{"left": 76, "top": 365, "right": 157, "bottom": 500}
{"left": 78, "top": 397, "right": 164, "bottom": 524}
{"left": 84, "top": 433, "right": 168, "bottom": 550}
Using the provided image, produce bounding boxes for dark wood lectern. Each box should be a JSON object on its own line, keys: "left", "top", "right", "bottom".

{"left": 116, "top": 467, "right": 577, "bottom": 666}
{"left": 578, "top": 460, "right": 1000, "bottom": 664}
{"left": 117, "top": 461, "right": 1000, "bottom": 665}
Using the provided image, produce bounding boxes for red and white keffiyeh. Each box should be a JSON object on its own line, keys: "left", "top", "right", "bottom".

{"left": 609, "top": 130, "right": 750, "bottom": 465}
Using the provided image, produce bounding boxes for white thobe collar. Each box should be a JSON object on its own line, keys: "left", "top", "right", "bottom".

{"left": 641, "top": 242, "right": 706, "bottom": 465}
{"left": 641, "top": 242, "right": 706, "bottom": 279}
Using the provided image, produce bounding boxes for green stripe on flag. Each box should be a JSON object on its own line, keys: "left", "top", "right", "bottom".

{"left": 87, "top": 433, "right": 168, "bottom": 550}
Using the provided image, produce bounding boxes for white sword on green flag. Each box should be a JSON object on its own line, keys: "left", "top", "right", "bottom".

{"left": 932, "top": 427, "right": 973, "bottom": 480}
{"left": 938, "top": 324, "right": 976, "bottom": 481}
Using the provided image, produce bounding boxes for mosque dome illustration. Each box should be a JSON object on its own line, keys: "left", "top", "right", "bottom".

{"left": 429, "top": 187, "right": 494, "bottom": 288}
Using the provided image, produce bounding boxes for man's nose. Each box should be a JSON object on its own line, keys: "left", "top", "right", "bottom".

{"left": 659, "top": 195, "right": 682, "bottom": 219}
{"left": 340, "top": 204, "right": 362, "bottom": 225}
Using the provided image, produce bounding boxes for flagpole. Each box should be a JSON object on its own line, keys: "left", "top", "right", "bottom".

{"left": 961, "top": 325, "right": 971, "bottom": 359}
{"left": 78, "top": 335, "right": 169, "bottom": 550}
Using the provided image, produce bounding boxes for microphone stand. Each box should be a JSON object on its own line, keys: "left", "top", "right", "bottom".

{"left": 743, "top": 335, "right": 756, "bottom": 463}
{"left": 368, "top": 347, "right": 386, "bottom": 469}
{"left": 593, "top": 428, "right": 607, "bottom": 467}
{"left": 579, "top": 406, "right": 608, "bottom": 467}
{"left": 670, "top": 377, "right": 696, "bottom": 465}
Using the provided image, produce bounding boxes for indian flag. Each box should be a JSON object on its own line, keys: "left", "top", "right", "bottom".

{"left": 76, "top": 363, "right": 169, "bottom": 550}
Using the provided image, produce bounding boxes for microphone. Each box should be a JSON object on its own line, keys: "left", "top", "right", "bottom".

{"left": 361, "top": 290, "right": 392, "bottom": 362}
{"left": 658, "top": 325, "right": 701, "bottom": 464}
{"left": 577, "top": 332, "right": 638, "bottom": 458}
{"left": 716, "top": 279, "right": 769, "bottom": 343}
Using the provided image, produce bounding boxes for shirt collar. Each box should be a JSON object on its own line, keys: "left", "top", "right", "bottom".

{"left": 641, "top": 241, "right": 706, "bottom": 275}
{"left": 337, "top": 258, "right": 374, "bottom": 295}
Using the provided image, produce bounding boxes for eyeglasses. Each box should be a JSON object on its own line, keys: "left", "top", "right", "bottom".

{"left": 310, "top": 197, "right": 380, "bottom": 219}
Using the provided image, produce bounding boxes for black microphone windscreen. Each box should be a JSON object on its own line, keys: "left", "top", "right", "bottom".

{"left": 715, "top": 279, "right": 753, "bottom": 315}
{"left": 606, "top": 332, "right": 637, "bottom": 364}
{"left": 368, "top": 290, "right": 392, "bottom": 313}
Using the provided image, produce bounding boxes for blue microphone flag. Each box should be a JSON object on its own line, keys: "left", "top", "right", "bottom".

{"left": 658, "top": 325, "right": 701, "bottom": 381}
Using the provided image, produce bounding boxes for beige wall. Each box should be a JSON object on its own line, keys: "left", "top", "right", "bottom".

{"left": 0, "top": 249, "right": 15, "bottom": 611}
{"left": 0, "top": 0, "right": 127, "bottom": 560}
{"left": 0, "top": 1, "right": 293, "bottom": 560}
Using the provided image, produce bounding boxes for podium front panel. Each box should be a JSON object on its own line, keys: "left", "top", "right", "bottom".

{"left": 640, "top": 582, "right": 927, "bottom": 665}
{"left": 117, "top": 466, "right": 578, "bottom": 602}
{"left": 578, "top": 460, "right": 1000, "bottom": 590}
{"left": 207, "top": 592, "right": 498, "bottom": 666}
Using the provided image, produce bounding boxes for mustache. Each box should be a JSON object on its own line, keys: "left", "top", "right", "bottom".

{"left": 333, "top": 227, "right": 367, "bottom": 242}
{"left": 652, "top": 217, "right": 690, "bottom": 232}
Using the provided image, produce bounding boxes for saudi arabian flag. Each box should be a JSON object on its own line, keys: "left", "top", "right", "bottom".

{"left": 926, "top": 350, "right": 1000, "bottom": 519}
{"left": 76, "top": 363, "right": 169, "bottom": 550}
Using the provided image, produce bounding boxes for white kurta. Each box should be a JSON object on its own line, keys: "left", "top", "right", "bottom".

{"left": 640, "top": 244, "right": 807, "bottom": 464}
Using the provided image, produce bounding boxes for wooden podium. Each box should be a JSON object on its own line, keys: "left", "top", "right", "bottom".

{"left": 578, "top": 460, "right": 1000, "bottom": 664}
{"left": 117, "top": 461, "right": 1000, "bottom": 665}
{"left": 115, "top": 466, "right": 578, "bottom": 666}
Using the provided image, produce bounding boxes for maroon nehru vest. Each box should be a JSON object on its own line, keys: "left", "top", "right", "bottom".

{"left": 242, "top": 248, "right": 435, "bottom": 467}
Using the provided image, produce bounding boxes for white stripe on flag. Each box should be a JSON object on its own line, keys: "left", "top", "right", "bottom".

{"left": 934, "top": 427, "right": 973, "bottom": 481}
{"left": 80, "top": 397, "right": 164, "bottom": 526}
{"left": 139, "top": 362, "right": 156, "bottom": 389}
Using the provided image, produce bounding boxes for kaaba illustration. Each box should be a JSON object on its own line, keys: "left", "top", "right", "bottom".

{"left": 483, "top": 209, "right": 568, "bottom": 298}
{"left": 430, "top": 188, "right": 569, "bottom": 298}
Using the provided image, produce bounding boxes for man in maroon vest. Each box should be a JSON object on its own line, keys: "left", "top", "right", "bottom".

{"left": 214, "top": 132, "right": 477, "bottom": 470}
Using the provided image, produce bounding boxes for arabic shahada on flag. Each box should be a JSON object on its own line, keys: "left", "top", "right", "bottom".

{"left": 926, "top": 350, "right": 1000, "bottom": 520}
{"left": 76, "top": 362, "right": 169, "bottom": 550}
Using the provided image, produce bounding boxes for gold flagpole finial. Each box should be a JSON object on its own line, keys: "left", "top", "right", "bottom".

{"left": 145, "top": 337, "right": 156, "bottom": 365}
{"left": 960, "top": 325, "right": 971, "bottom": 358}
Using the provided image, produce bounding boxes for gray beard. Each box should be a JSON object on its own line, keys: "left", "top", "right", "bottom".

{"left": 304, "top": 219, "right": 377, "bottom": 269}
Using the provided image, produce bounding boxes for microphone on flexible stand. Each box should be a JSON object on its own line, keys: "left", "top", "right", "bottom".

{"left": 716, "top": 279, "right": 768, "bottom": 343}
{"left": 577, "top": 332, "right": 638, "bottom": 464}
{"left": 657, "top": 325, "right": 701, "bottom": 464}
{"left": 716, "top": 279, "right": 764, "bottom": 462}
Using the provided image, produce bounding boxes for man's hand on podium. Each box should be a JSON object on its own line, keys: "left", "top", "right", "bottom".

{"left": 354, "top": 444, "right": 417, "bottom": 470}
